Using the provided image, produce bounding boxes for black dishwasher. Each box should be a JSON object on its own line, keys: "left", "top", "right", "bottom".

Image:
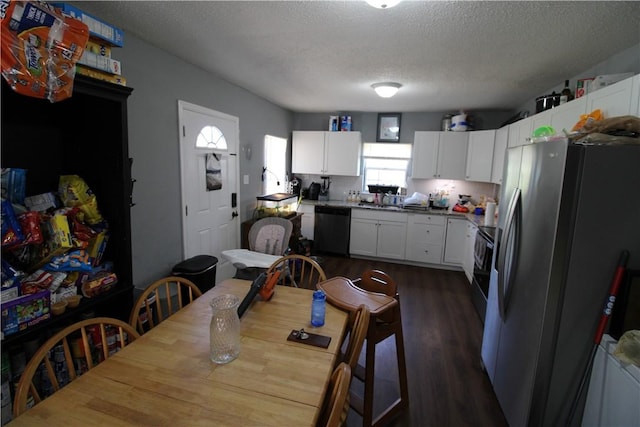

{"left": 314, "top": 206, "right": 351, "bottom": 256}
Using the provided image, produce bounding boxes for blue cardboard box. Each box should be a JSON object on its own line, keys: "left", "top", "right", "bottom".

{"left": 50, "top": 3, "right": 124, "bottom": 47}
{"left": 1, "top": 290, "right": 51, "bottom": 337}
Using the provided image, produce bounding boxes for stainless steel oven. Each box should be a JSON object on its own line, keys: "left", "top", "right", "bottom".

{"left": 471, "top": 226, "right": 495, "bottom": 323}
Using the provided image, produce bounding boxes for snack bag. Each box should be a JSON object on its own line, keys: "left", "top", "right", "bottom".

{"left": 571, "top": 109, "right": 603, "bottom": 133}
{"left": 58, "top": 175, "right": 103, "bottom": 225}
{"left": 1, "top": 199, "right": 24, "bottom": 247}
{"left": 17, "top": 210, "right": 43, "bottom": 246}
{"left": 44, "top": 248, "right": 91, "bottom": 272}
{"left": 1, "top": 168, "right": 27, "bottom": 204}
{"left": 1, "top": 1, "right": 89, "bottom": 102}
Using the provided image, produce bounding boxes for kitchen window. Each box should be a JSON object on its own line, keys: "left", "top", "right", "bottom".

{"left": 362, "top": 142, "right": 410, "bottom": 191}
{"left": 263, "top": 135, "right": 287, "bottom": 194}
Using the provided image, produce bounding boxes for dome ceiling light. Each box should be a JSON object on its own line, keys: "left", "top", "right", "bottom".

{"left": 372, "top": 82, "right": 402, "bottom": 98}
{"left": 365, "top": 0, "right": 402, "bottom": 9}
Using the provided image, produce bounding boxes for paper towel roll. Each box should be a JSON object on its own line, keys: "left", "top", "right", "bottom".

{"left": 485, "top": 202, "right": 496, "bottom": 226}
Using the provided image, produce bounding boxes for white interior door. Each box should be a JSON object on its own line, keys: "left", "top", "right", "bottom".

{"left": 178, "top": 101, "right": 239, "bottom": 282}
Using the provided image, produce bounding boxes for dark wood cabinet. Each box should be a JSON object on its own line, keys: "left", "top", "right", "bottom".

{"left": 1, "top": 76, "right": 134, "bottom": 347}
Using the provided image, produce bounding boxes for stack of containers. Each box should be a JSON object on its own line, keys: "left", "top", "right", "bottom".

{"left": 51, "top": 3, "right": 126, "bottom": 86}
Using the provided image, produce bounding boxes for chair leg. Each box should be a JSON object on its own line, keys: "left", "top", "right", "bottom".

{"left": 394, "top": 321, "right": 409, "bottom": 409}
{"left": 363, "top": 335, "right": 376, "bottom": 427}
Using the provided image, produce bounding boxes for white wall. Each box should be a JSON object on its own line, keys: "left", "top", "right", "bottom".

{"left": 110, "top": 34, "right": 293, "bottom": 288}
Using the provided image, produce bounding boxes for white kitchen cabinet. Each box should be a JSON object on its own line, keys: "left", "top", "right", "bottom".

{"left": 530, "top": 96, "right": 587, "bottom": 135}
{"left": 292, "top": 131, "right": 361, "bottom": 176}
{"left": 463, "top": 222, "right": 478, "bottom": 283}
{"left": 549, "top": 96, "right": 587, "bottom": 132}
{"left": 491, "top": 126, "right": 509, "bottom": 184}
{"left": 443, "top": 218, "right": 467, "bottom": 266}
{"left": 507, "top": 116, "right": 532, "bottom": 148}
{"left": 349, "top": 217, "right": 378, "bottom": 257}
{"left": 298, "top": 203, "right": 315, "bottom": 240}
{"left": 350, "top": 209, "right": 407, "bottom": 260}
{"left": 412, "top": 131, "right": 468, "bottom": 180}
{"left": 586, "top": 75, "right": 636, "bottom": 119}
{"left": 530, "top": 108, "right": 552, "bottom": 133}
{"left": 405, "top": 214, "right": 445, "bottom": 265}
{"left": 635, "top": 75, "right": 640, "bottom": 116}
{"left": 465, "top": 129, "right": 495, "bottom": 183}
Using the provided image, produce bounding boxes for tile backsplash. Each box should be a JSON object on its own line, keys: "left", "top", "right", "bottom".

{"left": 296, "top": 174, "right": 500, "bottom": 206}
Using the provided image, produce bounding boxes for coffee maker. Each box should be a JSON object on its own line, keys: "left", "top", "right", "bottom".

{"left": 308, "top": 182, "right": 321, "bottom": 200}
{"left": 290, "top": 177, "right": 301, "bottom": 197}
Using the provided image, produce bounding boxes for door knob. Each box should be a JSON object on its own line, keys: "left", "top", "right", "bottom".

{"left": 232, "top": 211, "right": 239, "bottom": 218}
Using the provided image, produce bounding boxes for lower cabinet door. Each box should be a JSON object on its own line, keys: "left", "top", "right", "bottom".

{"left": 349, "top": 219, "right": 378, "bottom": 257}
{"left": 376, "top": 221, "right": 406, "bottom": 260}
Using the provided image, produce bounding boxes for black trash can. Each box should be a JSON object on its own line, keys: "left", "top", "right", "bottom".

{"left": 172, "top": 255, "right": 218, "bottom": 294}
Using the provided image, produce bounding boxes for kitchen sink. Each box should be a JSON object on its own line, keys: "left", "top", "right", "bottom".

{"left": 356, "top": 203, "right": 403, "bottom": 211}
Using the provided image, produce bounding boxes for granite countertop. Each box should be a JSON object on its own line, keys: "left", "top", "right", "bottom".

{"left": 300, "top": 199, "right": 497, "bottom": 228}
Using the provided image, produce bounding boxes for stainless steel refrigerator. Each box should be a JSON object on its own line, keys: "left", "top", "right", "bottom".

{"left": 481, "top": 137, "right": 640, "bottom": 426}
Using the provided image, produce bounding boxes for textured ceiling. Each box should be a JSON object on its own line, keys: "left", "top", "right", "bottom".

{"left": 71, "top": 1, "right": 640, "bottom": 113}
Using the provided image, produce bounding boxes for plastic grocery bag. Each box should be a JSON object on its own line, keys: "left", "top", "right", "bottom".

{"left": 1, "top": 1, "right": 89, "bottom": 102}
{"left": 614, "top": 330, "right": 640, "bottom": 368}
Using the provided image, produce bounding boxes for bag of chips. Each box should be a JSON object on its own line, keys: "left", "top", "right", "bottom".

{"left": 1, "top": 1, "right": 89, "bottom": 102}
{"left": 58, "top": 175, "right": 104, "bottom": 225}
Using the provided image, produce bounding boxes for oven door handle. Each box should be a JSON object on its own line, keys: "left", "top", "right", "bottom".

{"left": 497, "top": 187, "right": 521, "bottom": 321}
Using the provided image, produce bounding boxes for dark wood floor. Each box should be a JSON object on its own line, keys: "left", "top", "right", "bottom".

{"left": 319, "top": 255, "right": 508, "bottom": 427}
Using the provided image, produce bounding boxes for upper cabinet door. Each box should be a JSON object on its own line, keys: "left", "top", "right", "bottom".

{"left": 292, "top": 131, "right": 361, "bottom": 176}
{"left": 466, "top": 129, "right": 495, "bottom": 182}
{"left": 530, "top": 97, "right": 586, "bottom": 135}
{"left": 326, "top": 131, "right": 361, "bottom": 176}
{"left": 412, "top": 131, "right": 468, "bottom": 179}
{"left": 586, "top": 76, "right": 635, "bottom": 118}
{"left": 438, "top": 132, "right": 468, "bottom": 180}
{"left": 412, "top": 131, "right": 439, "bottom": 178}
{"left": 508, "top": 116, "right": 532, "bottom": 148}
{"left": 635, "top": 75, "right": 640, "bottom": 116}
{"left": 292, "top": 131, "right": 325, "bottom": 174}
{"left": 549, "top": 96, "right": 586, "bottom": 133}
{"left": 491, "top": 126, "right": 509, "bottom": 185}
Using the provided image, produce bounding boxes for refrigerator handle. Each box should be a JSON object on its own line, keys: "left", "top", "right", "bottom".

{"left": 497, "top": 187, "right": 521, "bottom": 320}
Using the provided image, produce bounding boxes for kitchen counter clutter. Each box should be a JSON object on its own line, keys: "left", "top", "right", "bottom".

{"left": 298, "top": 199, "right": 496, "bottom": 270}
{"left": 299, "top": 199, "right": 496, "bottom": 226}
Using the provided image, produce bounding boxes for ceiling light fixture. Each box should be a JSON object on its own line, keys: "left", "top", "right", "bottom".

{"left": 365, "top": 0, "right": 401, "bottom": 9}
{"left": 372, "top": 82, "right": 402, "bottom": 98}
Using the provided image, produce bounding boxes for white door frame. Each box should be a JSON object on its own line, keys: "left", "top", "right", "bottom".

{"left": 177, "top": 100, "right": 240, "bottom": 277}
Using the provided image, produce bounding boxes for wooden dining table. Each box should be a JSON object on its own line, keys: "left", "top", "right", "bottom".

{"left": 9, "top": 279, "right": 349, "bottom": 426}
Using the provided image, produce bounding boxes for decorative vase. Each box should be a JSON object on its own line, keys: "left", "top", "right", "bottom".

{"left": 209, "top": 294, "right": 241, "bottom": 364}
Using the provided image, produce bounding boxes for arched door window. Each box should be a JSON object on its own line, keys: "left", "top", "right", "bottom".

{"left": 196, "top": 125, "right": 228, "bottom": 150}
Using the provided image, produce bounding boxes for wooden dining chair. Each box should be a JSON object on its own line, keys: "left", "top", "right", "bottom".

{"left": 266, "top": 254, "right": 327, "bottom": 289}
{"left": 129, "top": 276, "right": 202, "bottom": 334}
{"left": 340, "top": 304, "right": 370, "bottom": 372}
{"left": 317, "top": 362, "right": 352, "bottom": 427}
{"left": 13, "top": 317, "right": 140, "bottom": 417}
